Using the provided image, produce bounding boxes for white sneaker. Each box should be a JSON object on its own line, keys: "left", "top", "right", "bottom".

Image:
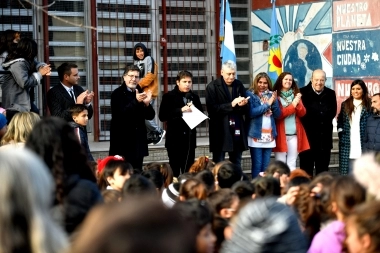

{"left": 153, "top": 130, "right": 166, "bottom": 145}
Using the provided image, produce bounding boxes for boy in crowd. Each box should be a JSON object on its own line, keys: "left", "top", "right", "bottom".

{"left": 68, "top": 104, "right": 94, "bottom": 161}
{"left": 133, "top": 43, "right": 165, "bottom": 145}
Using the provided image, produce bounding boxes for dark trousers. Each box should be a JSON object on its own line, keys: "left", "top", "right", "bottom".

{"left": 167, "top": 146, "right": 195, "bottom": 178}
{"left": 212, "top": 150, "right": 243, "bottom": 171}
{"left": 299, "top": 148, "right": 331, "bottom": 177}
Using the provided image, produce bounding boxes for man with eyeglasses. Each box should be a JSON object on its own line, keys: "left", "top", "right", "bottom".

{"left": 109, "top": 65, "right": 155, "bottom": 171}
{"left": 299, "top": 69, "right": 337, "bottom": 176}
{"left": 206, "top": 60, "right": 249, "bottom": 170}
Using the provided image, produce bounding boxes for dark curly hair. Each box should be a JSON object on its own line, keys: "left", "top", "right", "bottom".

{"left": 26, "top": 117, "right": 96, "bottom": 204}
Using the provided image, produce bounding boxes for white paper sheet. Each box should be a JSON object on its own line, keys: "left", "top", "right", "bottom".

{"left": 182, "top": 106, "right": 209, "bottom": 129}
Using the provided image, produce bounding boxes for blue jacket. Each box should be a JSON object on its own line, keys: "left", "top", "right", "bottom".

{"left": 363, "top": 113, "right": 380, "bottom": 153}
{"left": 246, "top": 90, "right": 281, "bottom": 139}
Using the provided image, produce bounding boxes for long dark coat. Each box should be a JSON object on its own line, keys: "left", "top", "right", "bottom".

{"left": 337, "top": 100, "right": 370, "bottom": 175}
{"left": 109, "top": 83, "right": 155, "bottom": 160}
{"left": 159, "top": 85, "right": 203, "bottom": 150}
{"left": 300, "top": 83, "right": 337, "bottom": 150}
{"left": 205, "top": 77, "right": 248, "bottom": 152}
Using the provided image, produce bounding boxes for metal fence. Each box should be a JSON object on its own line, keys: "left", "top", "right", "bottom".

{"left": 1, "top": 0, "right": 252, "bottom": 141}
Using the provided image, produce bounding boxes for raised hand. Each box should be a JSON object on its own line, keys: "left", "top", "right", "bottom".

{"left": 143, "top": 90, "right": 152, "bottom": 106}
{"left": 39, "top": 64, "right": 51, "bottom": 76}
{"left": 136, "top": 89, "right": 147, "bottom": 103}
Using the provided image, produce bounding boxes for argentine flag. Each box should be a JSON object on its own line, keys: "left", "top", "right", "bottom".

{"left": 220, "top": 0, "right": 236, "bottom": 65}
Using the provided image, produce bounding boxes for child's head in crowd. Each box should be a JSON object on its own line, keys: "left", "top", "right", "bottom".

{"left": 329, "top": 176, "right": 366, "bottom": 221}
{"left": 1, "top": 111, "right": 40, "bottom": 146}
{"left": 195, "top": 169, "right": 215, "bottom": 194}
{"left": 189, "top": 156, "right": 215, "bottom": 174}
{"left": 141, "top": 169, "right": 164, "bottom": 193}
{"left": 207, "top": 189, "right": 239, "bottom": 219}
{"left": 265, "top": 160, "right": 290, "bottom": 188}
{"left": 217, "top": 162, "right": 243, "bottom": 189}
{"left": 144, "top": 162, "right": 173, "bottom": 188}
{"left": 179, "top": 178, "right": 208, "bottom": 201}
{"left": 71, "top": 198, "right": 197, "bottom": 253}
{"left": 68, "top": 104, "right": 89, "bottom": 126}
{"left": 173, "top": 199, "right": 216, "bottom": 253}
{"left": 122, "top": 174, "right": 157, "bottom": 199}
{"left": 97, "top": 156, "right": 133, "bottom": 191}
{"left": 346, "top": 201, "right": 380, "bottom": 253}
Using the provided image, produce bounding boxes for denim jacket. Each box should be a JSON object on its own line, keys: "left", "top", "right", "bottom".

{"left": 246, "top": 90, "right": 281, "bottom": 139}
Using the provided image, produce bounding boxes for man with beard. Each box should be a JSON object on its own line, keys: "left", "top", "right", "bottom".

{"left": 109, "top": 65, "right": 155, "bottom": 171}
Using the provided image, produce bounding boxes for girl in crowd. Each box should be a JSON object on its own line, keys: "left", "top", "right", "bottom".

{"left": 179, "top": 178, "right": 208, "bottom": 201}
{"left": 2, "top": 37, "right": 51, "bottom": 111}
{"left": 144, "top": 162, "right": 173, "bottom": 188}
{"left": 97, "top": 155, "right": 134, "bottom": 191}
{"left": 345, "top": 201, "right": 380, "bottom": 253}
{"left": 337, "top": 79, "right": 371, "bottom": 174}
{"left": 246, "top": 72, "right": 280, "bottom": 178}
{"left": 189, "top": 155, "right": 215, "bottom": 174}
{"left": 0, "top": 147, "right": 68, "bottom": 253}
{"left": 173, "top": 199, "right": 216, "bottom": 253}
{"left": 25, "top": 117, "right": 102, "bottom": 234}
{"left": 272, "top": 72, "right": 309, "bottom": 171}
{"left": 308, "top": 176, "right": 366, "bottom": 252}
{"left": 0, "top": 111, "right": 40, "bottom": 149}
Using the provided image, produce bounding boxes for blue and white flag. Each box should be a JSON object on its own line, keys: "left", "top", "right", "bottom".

{"left": 220, "top": 0, "right": 236, "bottom": 65}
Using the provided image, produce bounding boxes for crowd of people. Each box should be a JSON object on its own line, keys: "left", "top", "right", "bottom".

{"left": 2, "top": 30, "right": 380, "bottom": 252}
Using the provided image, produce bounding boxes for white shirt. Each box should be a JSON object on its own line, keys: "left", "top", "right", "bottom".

{"left": 349, "top": 99, "right": 362, "bottom": 158}
{"left": 61, "top": 83, "right": 76, "bottom": 103}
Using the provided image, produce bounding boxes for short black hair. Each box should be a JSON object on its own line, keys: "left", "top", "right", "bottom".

{"left": 195, "top": 170, "right": 215, "bottom": 193}
{"left": 68, "top": 104, "right": 88, "bottom": 116}
{"left": 122, "top": 174, "right": 156, "bottom": 198}
{"left": 231, "top": 181, "right": 255, "bottom": 200}
{"left": 141, "top": 169, "right": 164, "bottom": 189}
{"left": 57, "top": 62, "right": 78, "bottom": 82}
{"left": 173, "top": 199, "right": 213, "bottom": 233}
{"left": 217, "top": 163, "right": 242, "bottom": 188}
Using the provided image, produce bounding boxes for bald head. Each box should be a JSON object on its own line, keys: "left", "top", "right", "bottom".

{"left": 311, "top": 69, "right": 326, "bottom": 92}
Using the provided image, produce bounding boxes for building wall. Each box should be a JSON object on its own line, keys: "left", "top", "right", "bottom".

{"left": 251, "top": 0, "right": 380, "bottom": 114}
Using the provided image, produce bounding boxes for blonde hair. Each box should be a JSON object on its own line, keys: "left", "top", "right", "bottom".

{"left": 0, "top": 112, "right": 40, "bottom": 145}
{"left": 0, "top": 147, "right": 68, "bottom": 253}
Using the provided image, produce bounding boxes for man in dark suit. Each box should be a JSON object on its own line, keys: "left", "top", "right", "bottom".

{"left": 47, "top": 62, "right": 94, "bottom": 120}
{"left": 299, "top": 69, "right": 337, "bottom": 176}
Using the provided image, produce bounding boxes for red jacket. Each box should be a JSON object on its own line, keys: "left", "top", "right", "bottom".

{"left": 273, "top": 99, "right": 310, "bottom": 153}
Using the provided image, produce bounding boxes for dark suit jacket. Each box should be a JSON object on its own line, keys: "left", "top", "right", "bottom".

{"left": 300, "top": 83, "right": 337, "bottom": 150}
{"left": 47, "top": 84, "right": 93, "bottom": 120}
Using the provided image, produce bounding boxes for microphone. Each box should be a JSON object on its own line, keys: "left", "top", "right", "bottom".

{"left": 185, "top": 92, "right": 193, "bottom": 105}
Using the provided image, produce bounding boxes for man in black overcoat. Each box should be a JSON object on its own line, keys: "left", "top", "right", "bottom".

{"left": 206, "top": 60, "right": 249, "bottom": 170}
{"left": 300, "top": 69, "right": 337, "bottom": 176}
{"left": 159, "top": 71, "right": 203, "bottom": 177}
{"left": 109, "top": 65, "right": 155, "bottom": 171}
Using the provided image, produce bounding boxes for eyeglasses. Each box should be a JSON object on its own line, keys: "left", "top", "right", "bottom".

{"left": 125, "top": 74, "right": 140, "bottom": 79}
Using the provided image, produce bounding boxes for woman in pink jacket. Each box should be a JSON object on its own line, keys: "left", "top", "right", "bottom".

{"left": 272, "top": 72, "right": 309, "bottom": 171}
